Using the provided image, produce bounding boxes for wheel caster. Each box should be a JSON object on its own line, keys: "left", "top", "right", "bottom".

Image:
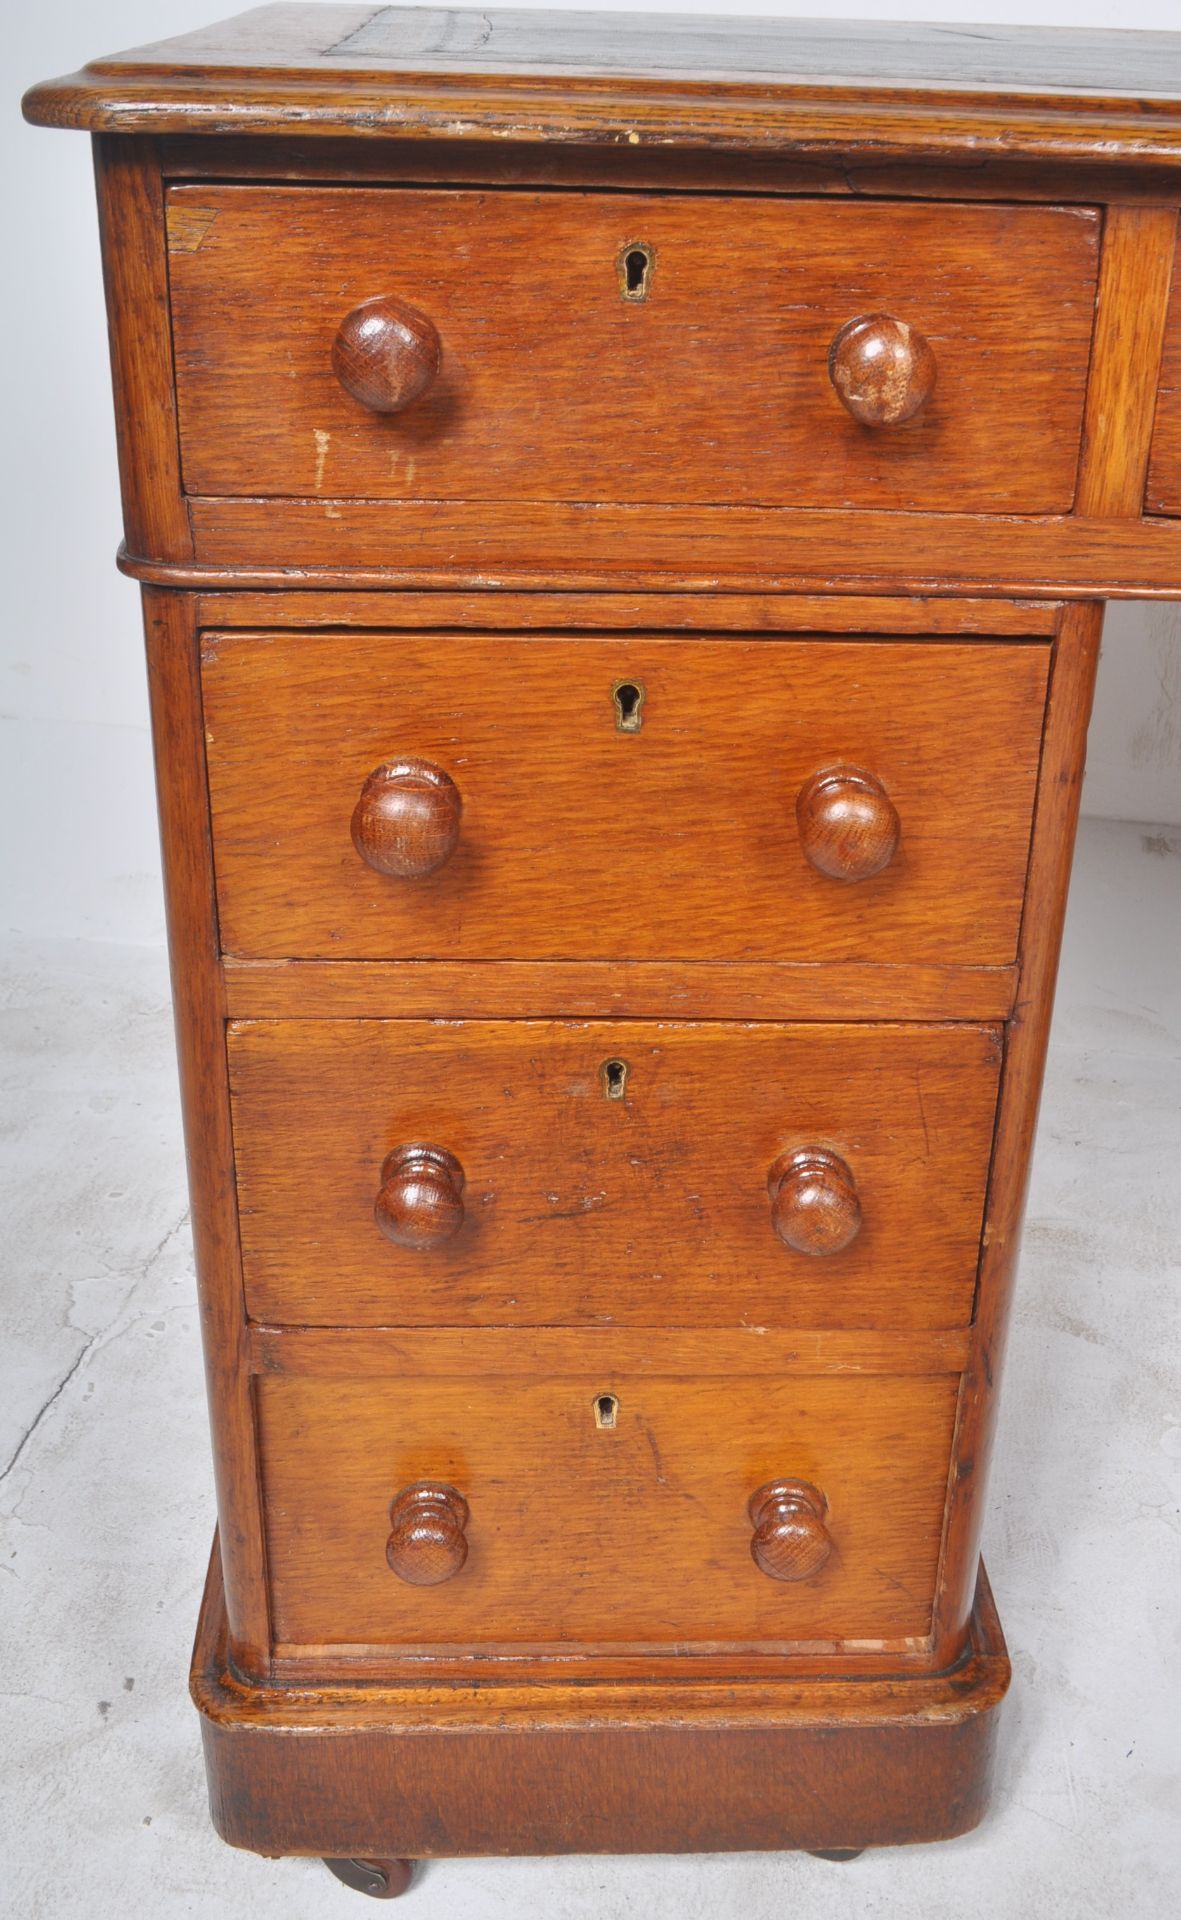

{"left": 807, "top": 1848, "right": 865, "bottom": 1862}
{"left": 323, "top": 1857, "right": 417, "bottom": 1898}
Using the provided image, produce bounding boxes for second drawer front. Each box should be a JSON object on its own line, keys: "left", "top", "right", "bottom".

{"left": 257, "top": 1366, "right": 961, "bottom": 1653}
{"left": 228, "top": 1019, "right": 1001, "bottom": 1329}
{"left": 203, "top": 632, "right": 1050, "bottom": 967}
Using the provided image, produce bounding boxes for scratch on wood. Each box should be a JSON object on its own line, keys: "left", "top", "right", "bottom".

{"left": 643, "top": 1422, "right": 667, "bottom": 1484}
{"left": 313, "top": 429, "right": 330, "bottom": 493}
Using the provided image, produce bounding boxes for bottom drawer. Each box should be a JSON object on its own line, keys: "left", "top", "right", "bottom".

{"left": 256, "top": 1363, "right": 960, "bottom": 1656}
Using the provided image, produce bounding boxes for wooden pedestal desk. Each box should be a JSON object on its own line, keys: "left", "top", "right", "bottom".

{"left": 24, "top": 6, "right": 1181, "bottom": 1898}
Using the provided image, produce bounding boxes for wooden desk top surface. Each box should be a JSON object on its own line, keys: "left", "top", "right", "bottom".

{"left": 22, "top": 5, "right": 1181, "bottom": 162}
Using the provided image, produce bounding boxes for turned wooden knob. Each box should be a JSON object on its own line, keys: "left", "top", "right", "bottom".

{"left": 768, "top": 1147, "right": 862, "bottom": 1256}
{"left": 796, "top": 765, "right": 900, "bottom": 882}
{"left": 386, "top": 1483, "right": 469, "bottom": 1586}
{"left": 375, "top": 1145, "right": 465, "bottom": 1250}
{"left": 332, "top": 294, "right": 441, "bottom": 414}
{"left": 351, "top": 758, "right": 462, "bottom": 879}
{"left": 828, "top": 313, "right": 936, "bottom": 427}
{"left": 749, "top": 1479, "right": 833, "bottom": 1582}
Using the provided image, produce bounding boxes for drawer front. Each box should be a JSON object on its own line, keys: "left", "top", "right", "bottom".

{"left": 203, "top": 633, "right": 1050, "bottom": 967}
{"left": 228, "top": 1019, "right": 1001, "bottom": 1329}
{"left": 169, "top": 187, "right": 1098, "bottom": 515}
{"left": 257, "top": 1367, "right": 960, "bottom": 1652}
{"left": 1146, "top": 218, "right": 1181, "bottom": 513}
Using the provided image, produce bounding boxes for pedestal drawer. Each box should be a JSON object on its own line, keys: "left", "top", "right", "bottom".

{"left": 168, "top": 187, "right": 1098, "bottom": 516}
{"left": 255, "top": 1363, "right": 961, "bottom": 1656}
{"left": 202, "top": 631, "right": 1050, "bottom": 967}
{"left": 228, "top": 1017, "right": 1001, "bottom": 1329}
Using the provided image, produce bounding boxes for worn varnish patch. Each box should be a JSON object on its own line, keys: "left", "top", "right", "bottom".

{"left": 165, "top": 201, "right": 218, "bottom": 252}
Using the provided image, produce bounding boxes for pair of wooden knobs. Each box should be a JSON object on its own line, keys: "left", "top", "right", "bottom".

{"left": 386, "top": 1478, "right": 832, "bottom": 1587}
{"left": 332, "top": 296, "right": 936, "bottom": 430}
{"left": 375, "top": 1142, "right": 861, "bottom": 1258}
{"left": 352, "top": 759, "right": 901, "bottom": 886}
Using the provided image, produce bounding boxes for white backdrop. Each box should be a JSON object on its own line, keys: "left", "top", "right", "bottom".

{"left": 5, "top": 0, "right": 1181, "bottom": 944}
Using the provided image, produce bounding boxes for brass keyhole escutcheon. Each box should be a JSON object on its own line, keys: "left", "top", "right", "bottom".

{"left": 601, "top": 1058, "right": 629, "bottom": 1100}
{"left": 618, "top": 241, "right": 655, "bottom": 302}
{"left": 613, "top": 680, "right": 645, "bottom": 733}
{"left": 594, "top": 1393, "right": 620, "bottom": 1430}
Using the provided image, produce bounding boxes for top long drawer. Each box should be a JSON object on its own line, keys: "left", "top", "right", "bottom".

{"left": 167, "top": 188, "right": 1099, "bottom": 516}
{"left": 201, "top": 631, "right": 1048, "bottom": 967}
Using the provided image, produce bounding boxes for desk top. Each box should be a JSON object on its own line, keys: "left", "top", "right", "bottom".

{"left": 22, "top": 5, "right": 1181, "bottom": 162}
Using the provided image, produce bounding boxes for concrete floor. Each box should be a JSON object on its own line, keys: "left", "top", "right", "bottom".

{"left": 2, "top": 814, "right": 1179, "bottom": 1918}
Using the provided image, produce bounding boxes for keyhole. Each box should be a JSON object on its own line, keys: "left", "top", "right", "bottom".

{"left": 594, "top": 1393, "right": 619, "bottom": 1430}
{"left": 613, "top": 680, "right": 645, "bottom": 733}
{"left": 618, "top": 242, "right": 654, "bottom": 302}
{"left": 601, "top": 1058, "right": 629, "bottom": 1100}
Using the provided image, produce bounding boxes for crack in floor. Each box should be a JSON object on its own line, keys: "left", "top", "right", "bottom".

{"left": 0, "top": 1332, "right": 99, "bottom": 1489}
{"left": 1, "top": 1208, "right": 191, "bottom": 1494}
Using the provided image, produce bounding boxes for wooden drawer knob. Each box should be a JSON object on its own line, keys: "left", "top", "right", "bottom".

{"left": 768, "top": 1147, "right": 862, "bottom": 1256}
{"left": 796, "top": 765, "right": 900, "bottom": 882}
{"left": 749, "top": 1479, "right": 832, "bottom": 1581}
{"left": 332, "top": 294, "right": 441, "bottom": 414}
{"left": 386, "top": 1483, "right": 469, "bottom": 1586}
{"left": 375, "top": 1144, "right": 465, "bottom": 1250}
{"left": 828, "top": 313, "right": 936, "bottom": 427}
{"left": 351, "top": 758, "right": 462, "bottom": 879}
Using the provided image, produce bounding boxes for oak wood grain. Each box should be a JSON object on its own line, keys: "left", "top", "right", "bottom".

{"left": 247, "top": 1326, "right": 973, "bottom": 1382}
{"left": 768, "top": 1148, "right": 862, "bottom": 1256}
{"left": 227, "top": 1018, "right": 1001, "bottom": 1330}
{"left": 749, "top": 1479, "right": 833, "bottom": 1582}
{"left": 189, "top": 590, "right": 1062, "bottom": 636}
{"left": 255, "top": 1366, "right": 960, "bottom": 1651}
{"left": 332, "top": 293, "right": 441, "bottom": 415}
{"left": 350, "top": 758, "right": 462, "bottom": 880}
{"left": 220, "top": 957, "right": 1019, "bottom": 1024}
{"left": 828, "top": 314, "right": 937, "bottom": 428}
{"left": 1077, "top": 205, "right": 1179, "bottom": 516}
{"left": 93, "top": 140, "right": 191, "bottom": 562}
{"left": 193, "top": 1538, "right": 1010, "bottom": 1856}
{"left": 24, "top": 4, "right": 1164, "bottom": 1871}
{"left": 795, "top": 765, "right": 901, "bottom": 884}
{"left": 22, "top": 6, "right": 1181, "bottom": 169}
{"left": 167, "top": 187, "right": 1098, "bottom": 515}
{"left": 178, "top": 496, "right": 1181, "bottom": 596}
{"left": 385, "top": 1482, "right": 470, "bottom": 1587}
{"left": 374, "top": 1144, "right": 466, "bottom": 1251}
{"left": 202, "top": 632, "right": 1049, "bottom": 968}
{"left": 140, "top": 589, "right": 268, "bottom": 1674}
{"left": 933, "top": 602, "right": 1104, "bottom": 1657}
{"left": 152, "top": 131, "right": 1181, "bottom": 211}
{"left": 1146, "top": 216, "right": 1181, "bottom": 513}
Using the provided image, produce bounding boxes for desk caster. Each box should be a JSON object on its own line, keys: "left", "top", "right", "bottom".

{"left": 808, "top": 1848, "right": 865, "bottom": 1862}
{"left": 324, "top": 1857, "right": 416, "bottom": 1898}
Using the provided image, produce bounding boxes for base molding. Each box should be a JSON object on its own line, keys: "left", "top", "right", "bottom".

{"left": 191, "top": 1540, "right": 1010, "bottom": 1860}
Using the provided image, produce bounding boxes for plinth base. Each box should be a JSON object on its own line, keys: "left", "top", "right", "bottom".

{"left": 191, "top": 1540, "right": 1009, "bottom": 1862}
